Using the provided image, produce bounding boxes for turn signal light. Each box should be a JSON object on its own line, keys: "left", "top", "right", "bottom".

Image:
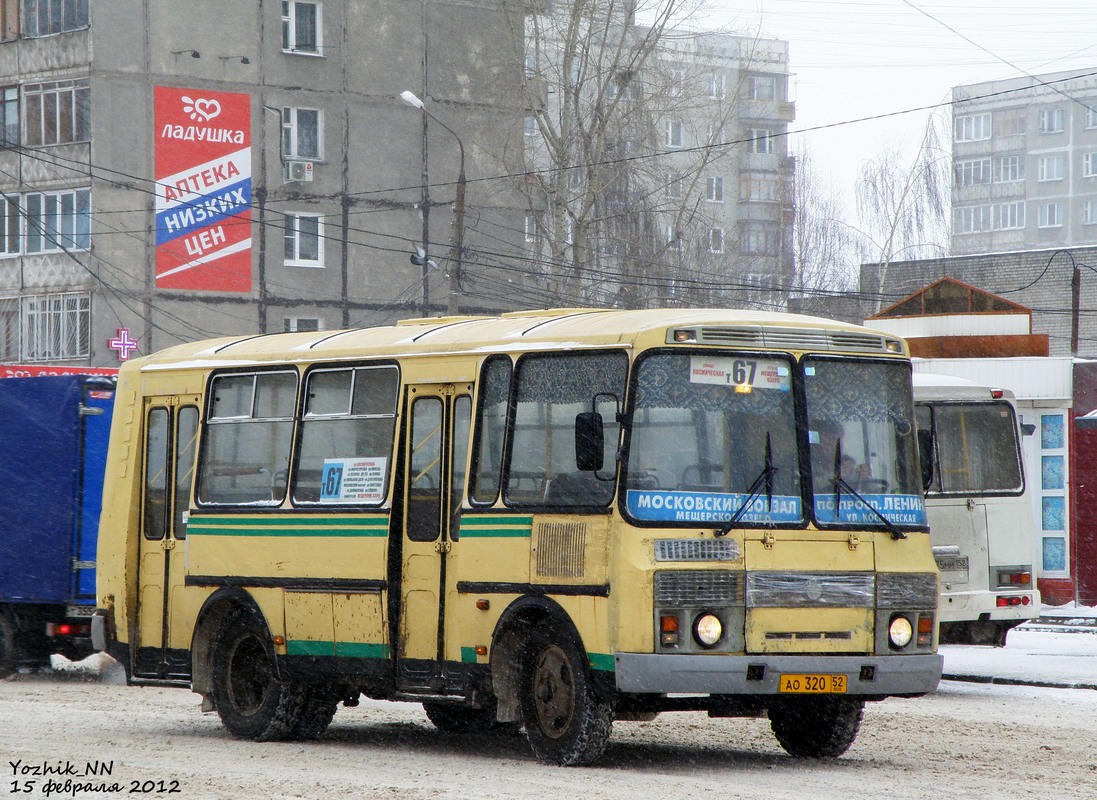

{"left": 660, "top": 614, "right": 680, "bottom": 647}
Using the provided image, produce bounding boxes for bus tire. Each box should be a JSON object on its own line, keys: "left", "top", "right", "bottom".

{"left": 423, "top": 700, "right": 519, "bottom": 735}
{"left": 0, "top": 612, "right": 15, "bottom": 678}
{"left": 210, "top": 609, "right": 306, "bottom": 741}
{"left": 519, "top": 621, "right": 613, "bottom": 766}
{"left": 769, "top": 696, "right": 863, "bottom": 758}
{"left": 290, "top": 685, "right": 340, "bottom": 740}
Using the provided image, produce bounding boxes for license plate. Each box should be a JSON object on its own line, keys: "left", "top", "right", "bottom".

{"left": 778, "top": 673, "right": 847, "bottom": 694}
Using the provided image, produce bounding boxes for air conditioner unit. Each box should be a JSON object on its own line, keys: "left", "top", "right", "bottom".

{"left": 283, "top": 160, "right": 314, "bottom": 183}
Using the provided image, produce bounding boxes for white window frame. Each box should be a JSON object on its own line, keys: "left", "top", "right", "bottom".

{"left": 705, "top": 176, "right": 724, "bottom": 203}
{"left": 1038, "top": 202, "right": 1063, "bottom": 228}
{"left": 524, "top": 214, "right": 538, "bottom": 243}
{"left": 25, "top": 188, "right": 90, "bottom": 253}
{"left": 741, "top": 172, "right": 778, "bottom": 203}
{"left": 992, "top": 201, "right": 1024, "bottom": 230}
{"left": 665, "top": 120, "right": 683, "bottom": 148}
{"left": 284, "top": 211, "right": 324, "bottom": 267}
{"left": 23, "top": 0, "right": 87, "bottom": 38}
{"left": 1038, "top": 154, "right": 1065, "bottom": 182}
{"left": 748, "top": 75, "right": 775, "bottom": 101}
{"left": 283, "top": 316, "right": 322, "bottom": 332}
{"left": 523, "top": 114, "right": 537, "bottom": 137}
{"left": 23, "top": 79, "right": 90, "bottom": 146}
{"left": 668, "top": 69, "right": 685, "bottom": 97}
{"left": 0, "top": 194, "right": 18, "bottom": 256}
{"left": 1084, "top": 152, "right": 1097, "bottom": 178}
{"left": 282, "top": 107, "right": 322, "bottom": 160}
{"left": 708, "top": 73, "right": 726, "bottom": 99}
{"left": 666, "top": 174, "right": 682, "bottom": 200}
{"left": 749, "top": 128, "right": 774, "bottom": 154}
{"left": 281, "top": 0, "right": 322, "bottom": 55}
{"left": 1087, "top": 105, "right": 1097, "bottom": 130}
{"left": 953, "top": 205, "right": 991, "bottom": 235}
{"left": 0, "top": 85, "right": 17, "bottom": 146}
{"left": 954, "top": 158, "right": 991, "bottom": 187}
{"left": 664, "top": 224, "right": 679, "bottom": 250}
{"left": 707, "top": 227, "right": 724, "bottom": 254}
{"left": 1084, "top": 201, "right": 1097, "bottom": 225}
{"left": 21, "top": 291, "right": 89, "bottom": 362}
{"left": 1038, "top": 108, "right": 1064, "bottom": 134}
{"left": 954, "top": 113, "right": 991, "bottom": 142}
{"left": 994, "top": 155, "right": 1024, "bottom": 183}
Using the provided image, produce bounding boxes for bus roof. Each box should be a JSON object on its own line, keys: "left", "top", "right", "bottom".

{"left": 129, "top": 308, "right": 908, "bottom": 373}
{"left": 912, "top": 371, "right": 1015, "bottom": 402}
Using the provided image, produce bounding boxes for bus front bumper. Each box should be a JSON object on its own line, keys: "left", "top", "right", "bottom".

{"left": 613, "top": 652, "right": 943, "bottom": 697}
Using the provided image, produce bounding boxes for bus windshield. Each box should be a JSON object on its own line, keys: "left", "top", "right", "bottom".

{"left": 803, "top": 357, "right": 925, "bottom": 527}
{"left": 916, "top": 401, "right": 1023, "bottom": 495}
{"left": 624, "top": 352, "right": 802, "bottom": 525}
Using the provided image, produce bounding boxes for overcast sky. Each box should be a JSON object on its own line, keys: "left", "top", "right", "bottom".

{"left": 704, "top": 1, "right": 1097, "bottom": 214}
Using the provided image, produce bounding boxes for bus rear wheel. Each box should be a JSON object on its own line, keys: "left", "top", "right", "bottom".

{"left": 211, "top": 609, "right": 306, "bottom": 741}
{"left": 769, "top": 696, "right": 864, "bottom": 758}
{"left": 519, "top": 622, "right": 613, "bottom": 766}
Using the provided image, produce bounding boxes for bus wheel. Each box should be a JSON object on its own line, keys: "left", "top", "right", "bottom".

{"left": 769, "top": 696, "right": 864, "bottom": 758}
{"left": 423, "top": 700, "right": 519, "bottom": 735}
{"left": 290, "top": 685, "right": 340, "bottom": 740}
{"left": 0, "top": 613, "right": 15, "bottom": 678}
{"left": 519, "top": 622, "right": 613, "bottom": 766}
{"left": 210, "top": 609, "right": 306, "bottom": 741}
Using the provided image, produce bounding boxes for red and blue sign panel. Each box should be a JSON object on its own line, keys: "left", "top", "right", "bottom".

{"left": 154, "top": 86, "right": 252, "bottom": 292}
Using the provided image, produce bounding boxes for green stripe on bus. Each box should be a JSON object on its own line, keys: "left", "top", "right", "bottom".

{"left": 459, "top": 516, "right": 533, "bottom": 538}
{"left": 188, "top": 516, "right": 389, "bottom": 537}
{"left": 461, "top": 646, "right": 480, "bottom": 663}
{"left": 287, "top": 640, "right": 389, "bottom": 659}
{"left": 192, "top": 516, "right": 388, "bottom": 528}
{"left": 588, "top": 652, "right": 615, "bottom": 672}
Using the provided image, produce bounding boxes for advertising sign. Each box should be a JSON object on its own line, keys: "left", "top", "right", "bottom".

{"left": 154, "top": 86, "right": 252, "bottom": 292}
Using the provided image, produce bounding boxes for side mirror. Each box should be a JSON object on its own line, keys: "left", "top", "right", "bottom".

{"left": 917, "top": 428, "right": 934, "bottom": 491}
{"left": 575, "top": 412, "right": 604, "bottom": 472}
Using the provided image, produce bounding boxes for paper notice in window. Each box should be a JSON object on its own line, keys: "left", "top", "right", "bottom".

{"left": 319, "top": 457, "right": 388, "bottom": 503}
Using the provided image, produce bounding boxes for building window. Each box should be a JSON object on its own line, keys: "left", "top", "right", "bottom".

{"left": 1038, "top": 154, "right": 1064, "bottom": 182}
{"left": 665, "top": 120, "right": 682, "bottom": 148}
{"left": 283, "top": 317, "right": 322, "bottom": 332}
{"left": 0, "top": 195, "right": 18, "bottom": 255}
{"left": 954, "top": 113, "right": 991, "bottom": 142}
{"left": 25, "top": 188, "right": 90, "bottom": 253}
{"left": 668, "top": 69, "right": 685, "bottom": 97}
{"left": 1084, "top": 152, "right": 1097, "bottom": 178}
{"left": 23, "top": 79, "right": 90, "bottom": 146}
{"left": 994, "top": 155, "right": 1024, "bottom": 183}
{"left": 0, "top": 298, "right": 17, "bottom": 360}
{"left": 664, "top": 224, "right": 679, "bottom": 250}
{"left": 741, "top": 172, "right": 778, "bottom": 202}
{"left": 1, "top": 0, "right": 18, "bottom": 42}
{"left": 992, "top": 201, "right": 1024, "bottom": 230}
{"left": 954, "top": 158, "right": 991, "bottom": 187}
{"left": 707, "top": 124, "right": 725, "bottom": 146}
{"left": 748, "top": 75, "right": 775, "bottom": 101}
{"left": 523, "top": 115, "right": 537, "bottom": 137}
{"left": 1038, "top": 108, "right": 1064, "bottom": 134}
{"left": 708, "top": 73, "right": 726, "bottom": 99}
{"left": 742, "top": 224, "right": 776, "bottom": 255}
{"left": 749, "top": 128, "right": 774, "bottom": 154}
{"left": 1087, "top": 105, "right": 1097, "bottom": 130}
{"left": 1038, "top": 202, "right": 1062, "bottom": 228}
{"left": 666, "top": 174, "right": 682, "bottom": 200}
{"left": 281, "top": 1, "right": 321, "bottom": 54}
{"left": 705, "top": 176, "right": 724, "bottom": 203}
{"left": 282, "top": 107, "right": 321, "bottom": 160}
{"left": 284, "top": 212, "right": 323, "bottom": 266}
{"left": 0, "top": 86, "right": 17, "bottom": 145}
{"left": 995, "top": 111, "right": 1026, "bottom": 137}
{"left": 21, "top": 291, "right": 89, "bottom": 361}
{"left": 707, "top": 227, "right": 724, "bottom": 254}
{"left": 952, "top": 205, "right": 991, "bottom": 234}
{"left": 23, "top": 0, "right": 87, "bottom": 37}
{"left": 524, "top": 214, "right": 538, "bottom": 243}
{"left": 1084, "top": 201, "right": 1097, "bottom": 225}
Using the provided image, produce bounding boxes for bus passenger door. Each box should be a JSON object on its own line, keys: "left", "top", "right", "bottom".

{"left": 396, "top": 383, "right": 471, "bottom": 690}
{"left": 133, "top": 397, "right": 199, "bottom": 680}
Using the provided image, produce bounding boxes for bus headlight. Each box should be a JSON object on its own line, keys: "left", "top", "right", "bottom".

{"left": 888, "top": 615, "right": 913, "bottom": 648}
{"left": 693, "top": 613, "right": 723, "bottom": 648}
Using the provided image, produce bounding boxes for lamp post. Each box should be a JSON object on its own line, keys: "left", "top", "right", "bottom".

{"left": 400, "top": 90, "right": 466, "bottom": 316}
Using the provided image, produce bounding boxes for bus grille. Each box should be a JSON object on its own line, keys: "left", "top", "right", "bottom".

{"left": 876, "top": 572, "right": 938, "bottom": 609}
{"left": 535, "top": 522, "right": 586, "bottom": 578}
{"left": 655, "top": 570, "right": 742, "bottom": 607}
{"left": 654, "top": 538, "right": 741, "bottom": 562}
{"left": 747, "top": 571, "right": 875, "bottom": 608}
{"left": 696, "top": 326, "right": 892, "bottom": 354}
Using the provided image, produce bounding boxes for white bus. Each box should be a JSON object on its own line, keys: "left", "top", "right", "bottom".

{"left": 913, "top": 373, "right": 1039, "bottom": 646}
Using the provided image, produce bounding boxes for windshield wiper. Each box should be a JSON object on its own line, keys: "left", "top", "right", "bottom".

{"left": 717, "top": 433, "right": 777, "bottom": 537}
{"left": 829, "top": 440, "right": 906, "bottom": 540}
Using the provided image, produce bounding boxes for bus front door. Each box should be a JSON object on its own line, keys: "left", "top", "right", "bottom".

{"left": 133, "top": 397, "right": 199, "bottom": 680}
{"left": 396, "top": 384, "right": 472, "bottom": 690}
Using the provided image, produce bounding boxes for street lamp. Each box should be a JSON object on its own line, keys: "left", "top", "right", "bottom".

{"left": 400, "top": 90, "right": 466, "bottom": 316}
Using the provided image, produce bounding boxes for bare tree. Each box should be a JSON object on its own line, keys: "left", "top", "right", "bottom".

{"left": 789, "top": 147, "right": 859, "bottom": 298}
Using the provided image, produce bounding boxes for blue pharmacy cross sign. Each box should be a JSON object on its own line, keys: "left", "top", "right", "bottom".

{"left": 109, "top": 328, "right": 139, "bottom": 361}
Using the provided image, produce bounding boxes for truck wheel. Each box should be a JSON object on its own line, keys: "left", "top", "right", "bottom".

{"left": 210, "top": 609, "right": 305, "bottom": 741}
{"left": 423, "top": 700, "right": 519, "bottom": 735}
{"left": 519, "top": 620, "right": 613, "bottom": 766}
{"left": 0, "top": 614, "right": 15, "bottom": 678}
{"left": 769, "top": 696, "right": 864, "bottom": 758}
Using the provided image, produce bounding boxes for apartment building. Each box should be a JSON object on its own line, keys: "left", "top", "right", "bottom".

{"left": 951, "top": 68, "right": 1097, "bottom": 256}
{"left": 0, "top": 0, "right": 526, "bottom": 368}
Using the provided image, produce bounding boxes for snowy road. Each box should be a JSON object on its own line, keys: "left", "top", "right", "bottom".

{"left": 2, "top": 662, "right": 1096, "bottom": 800}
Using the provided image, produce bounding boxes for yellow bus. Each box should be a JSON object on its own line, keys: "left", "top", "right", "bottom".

{"left": 93, "top": 308, "right": 942, "bottom": 766}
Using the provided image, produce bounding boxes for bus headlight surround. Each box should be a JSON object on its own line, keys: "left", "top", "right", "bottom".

{"left": 888, "top": 614, "right": 914, "bottom": 648}
{"left": 693, "top": 612, "right": 723, "bottom": 648}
